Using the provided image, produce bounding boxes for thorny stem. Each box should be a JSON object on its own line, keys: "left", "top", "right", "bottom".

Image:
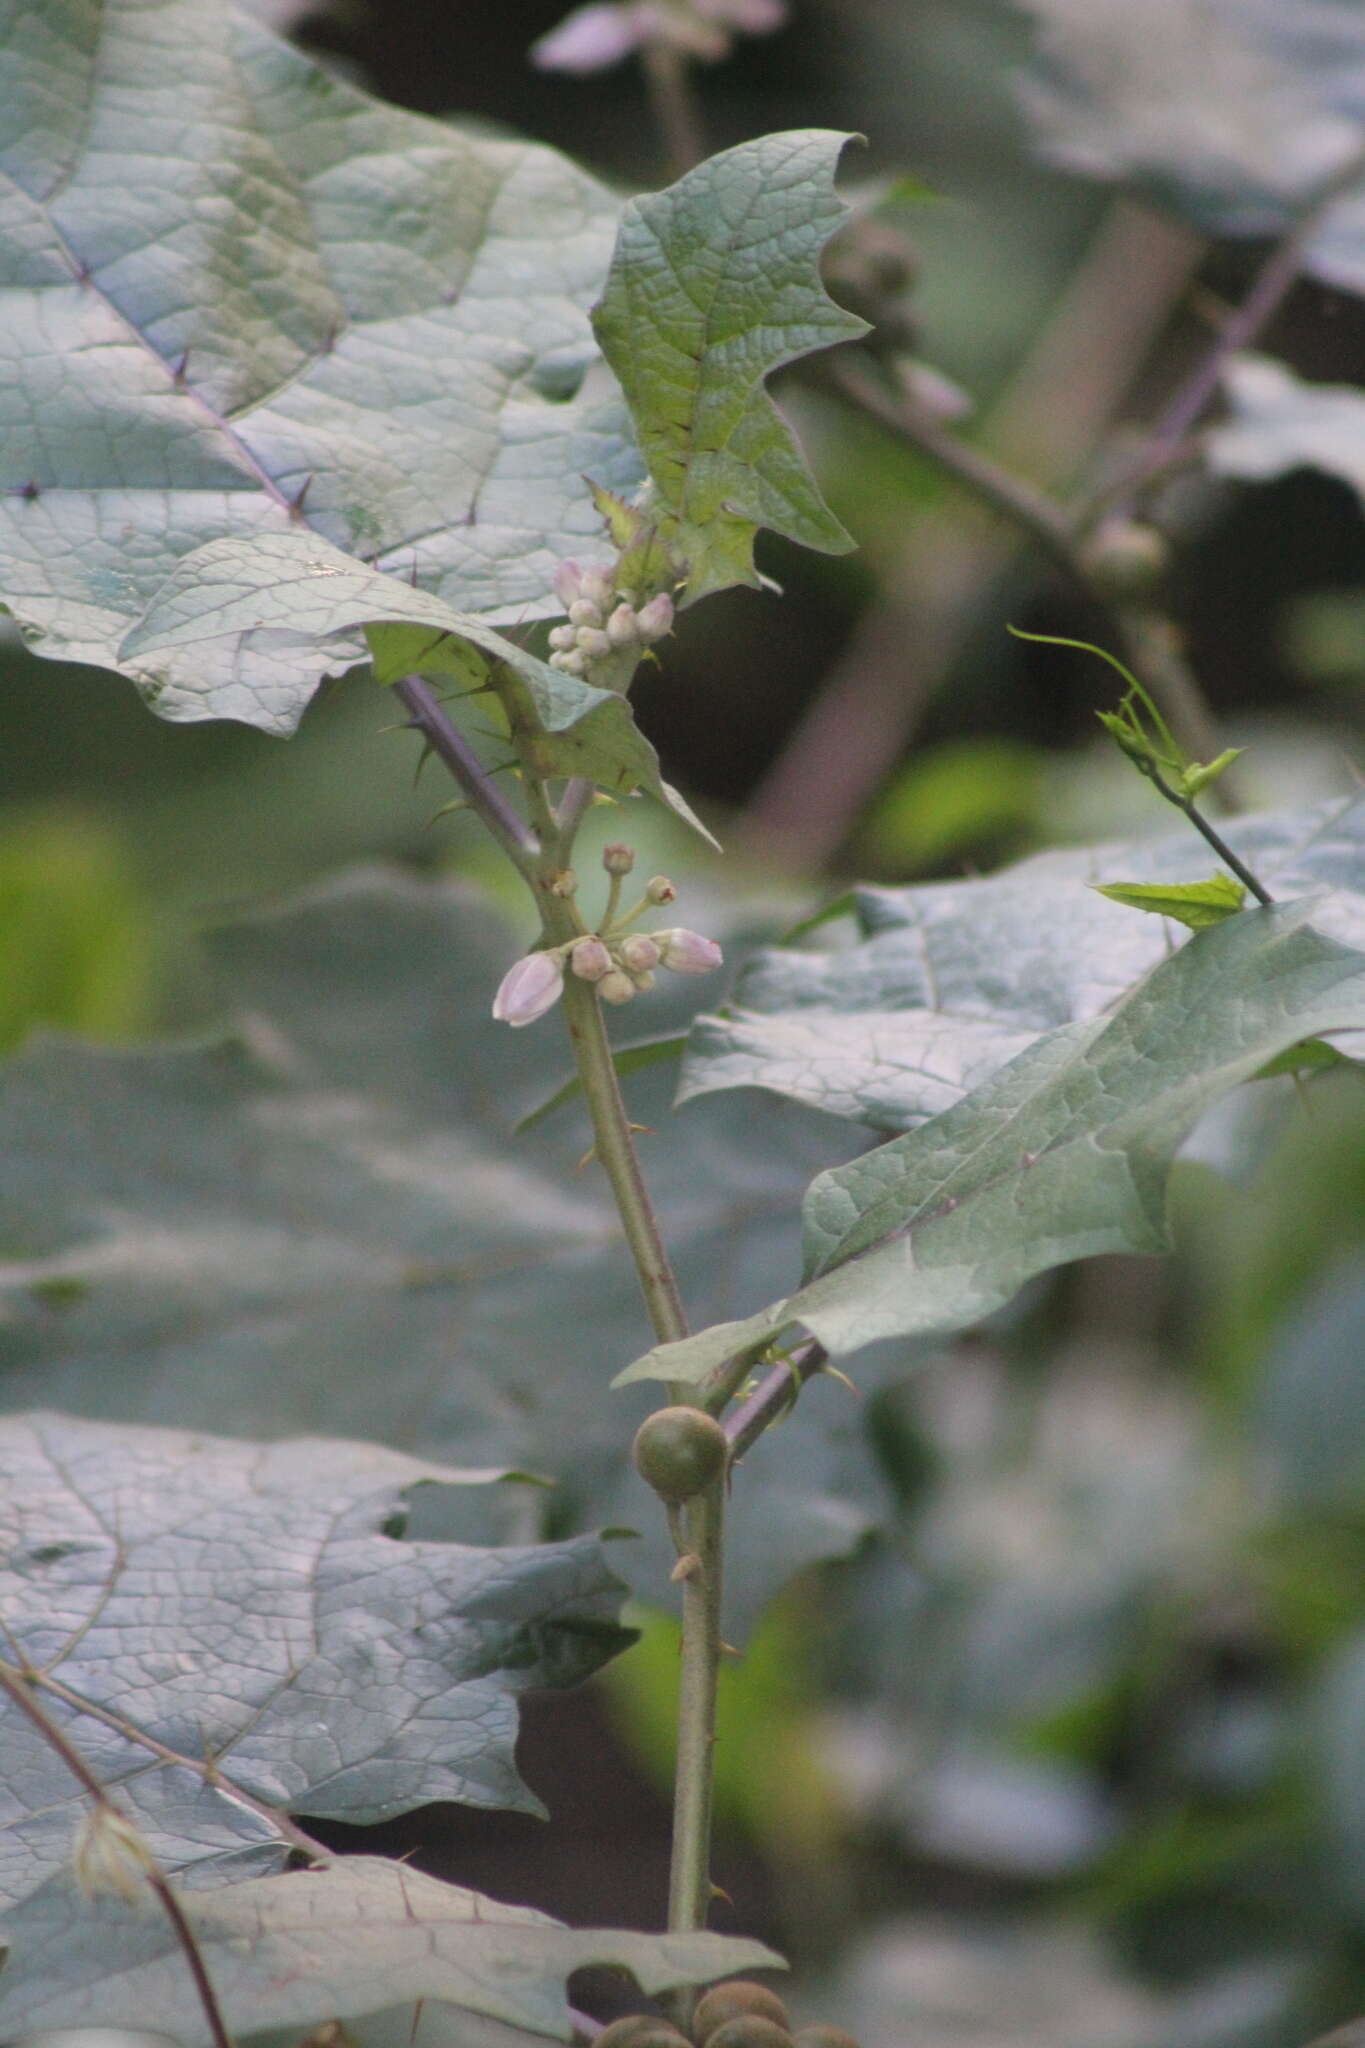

{"left": 724, "top": 1342, "right": 827, "bottom": 1463}
{"left": 480, "top": 672, "right": 724, "bottom": 1962}
{"left": 393, "top": 673, "right": 539, "bottom": 871}
{"left": 0, "top": 1660, "right": 236, "bottom": 2048}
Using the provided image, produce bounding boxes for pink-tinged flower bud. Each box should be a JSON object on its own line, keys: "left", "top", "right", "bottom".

{"left": 635, "top": 592, "right": 674, "bottom": 642}
{"left": 603, "top": 841, "right": 635, "bottom": 875}
{"left": 492, "top": 950, "right": 564, "bottom": 1027}
{"left": 656, "top": 928, "right": 723, "bottom": 975}
{"left": 553, "top": 559, "right": 584, "bottom": 606}
{"left": 580, "top": 565, "right": 616, "bottom": 609}
{"left": 606, "top": 602, "right": 640, "bottom": 647}
{"left": 568, "top": 597, "right": 603, "bottom": 629}
{"left": 598, "top": 968, "right": 637, "bottom": 1006}
{"left": 531, "top": 4, "right": 643, "bottom": 75}
{"left": 575, "top": 626, "right": 612, "bottom": 660}
{"left": 617, "top": 933, "right": 660, "bottom": 973}
{"left": 645, "top": 875, "right": 677, "bottom": 904}
{"left": 570, "top": 936, "right": 612, "bottom": 982}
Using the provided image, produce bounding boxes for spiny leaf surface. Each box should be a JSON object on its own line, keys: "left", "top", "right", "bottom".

{"left": 619, "top": 900, "right": 1365, "bottom": 1386}
{"left": 0, "top": 1855, "right": 779, "bottom": 2044}
{"left": 681, "top": 798, "right": 1365, "bottom": 1131}
{"left": 591, "top": 129, "right": 869, "bottom": 601}
{"left": 0, "top": 0, "right": 640, "bottom": 731}
{"left": 0, "top": 1413, "right": 630, "bottom": 1911}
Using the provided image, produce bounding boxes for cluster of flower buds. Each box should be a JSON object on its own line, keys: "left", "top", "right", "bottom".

{"left": 531, "top": 0, "right": 786, "bottom": 77}
{"left": 547, "top": 560, "right": 674, "bottom": 682}
{"left": 492, "top": 846, "right": 722, "bottom": 1027}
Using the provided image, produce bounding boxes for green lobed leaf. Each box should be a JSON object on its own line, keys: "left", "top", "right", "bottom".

{"left": 0, "top": 873, "right": 868, "bottom": 1636}
{"left": 680, "top": 797, "right": 1365, "bottom": 1132}
{"left": 1090, "top": 872, "right": 1247, "bottom": 928}
{"left": 1012, "top": 0, "right": 1365, "bottom": 296}
{"left": 591, "top": 130, "right": 870, "bottom": 601}
{"left": 618, "top": 901, "right": 1365, "bottom": 1386}
{"left": 0, "top": 1412, "right": 631, "bottom": 1912}
{"left": 1208, "top": 354, "right": 1365, "bottom": 509}
{"left": 0, "top": 0, "right": 640, "bottom": 732}
{"left": 0, "top": 1856, "right": 781, "bottom": 2044}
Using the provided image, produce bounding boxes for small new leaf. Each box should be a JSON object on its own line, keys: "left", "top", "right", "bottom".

{"left": 592, "top": 131, "right": 870, "bottom": 602}
{"left": 1091, "top": 873, "right": 1247, "bottom": 930}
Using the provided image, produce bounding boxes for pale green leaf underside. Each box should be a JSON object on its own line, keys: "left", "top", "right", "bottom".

{"left": 681, "top": 797, "right": 1365, "bottom": 1131}
{"left": 592, "top": 129, "right": 869, "bottom": 600}
{"left": 0, "top": 0, "right": 640, "bottom": 733}
{"left": 618, "top": 902, "right": 1365, "bottom": 1386}
{"left": 0, "top": 874, "right": 864, "bottom": 1636}
{"left": 120, "top": 529, "right": 690, "bottom": 819}
{"left": 0, "top": 1856, "right": 780, "bottom": 2045}
{"left": 1208, "top": 354, "right": 1365, "bottom": 509}
{"left": 1014, "top": 0, "right": 1365, "bottom": 296}
{"left": 0, "top": 1412, "right": 630, "bottom": 1913}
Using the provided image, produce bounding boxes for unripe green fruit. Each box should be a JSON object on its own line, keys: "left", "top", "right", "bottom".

{"left": 693, "top": 1981, "right": 791, "bottom": 2043}
{"left": 596, "top": 2018, "right": 689, "bottom": 2048}
{"left": 1078, "top": 518, "right": 1170, "bottom": 602}
{"left": 632, "top": 1406, "right": 728, "bottom": 1505}
{"left": 792, "top": 2028, "right": 861, "bottom": 2048}
{"left": 700, "top": 2019, "right": 793, "bottom": 2048}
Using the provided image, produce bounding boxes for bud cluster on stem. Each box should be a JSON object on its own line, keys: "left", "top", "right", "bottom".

{"left": 491, "top": 841, "right": 723, "bottom": 1025}
{"left": 547, "top": 559, "right": 675, "bottom": 687}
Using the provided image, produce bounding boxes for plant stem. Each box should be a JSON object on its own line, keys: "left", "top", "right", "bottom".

{"left": 559, "top": 974, "right": 689, "bottom": 1348}
{"left": 1145, "top": 765, "right": 1275, "bottom": 904}
{"left": 393, "top": 673, "right": 539, "bottom": 870}
{"left": 666, "top": 1476, "right": 724, "bottom": 1939}
{"left": 723, "top": 1341, "right": 827, "bottom": 1462}
{"left": 0, "top": 1660, "right": 235, "bottom": 2048}
{"left": 1096, "top": 142, "right": 1365, "bottom": 520}
{"left": 640, "top": 42, "right": 706, "bottom": 178}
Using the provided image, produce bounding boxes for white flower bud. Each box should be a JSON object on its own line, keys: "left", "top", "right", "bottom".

{"left": 492, "top": 950, "right": 565, "bottom": 1027}
{"left": 553, "top": 559, "right": 584, "bottom": 606}
{"left": 531, "top": 5, "right": 643, "bottom": 76}
{"left": 606, "top": 603, "right": 640, "bottom": 647}
{"left": 646, "top": 875, "right": 678, "bottom": 904}
{"left": 602, "top": 842, "right": 635, "bottom": 875}
{"left": 630, "top": 969, "right": 656, "bottom": 993}
{"left": 617, "top": 933, "right": 660, "bottom": 973}
{"left": 597, "top": 968, "right": 637, "bottom": 1006}
{"left": 549, "top": 648, "right": 587, "bottom": 676}
{"left": 73, "top": 1805, "right": 156, "bottom": 1904}
{"left": 548, "top": 623, "right": 577, "bottom": 652}
{"left": 580, "top": 565, "right": 616, "bottom": 609}
{"left": 575, "top": 626, "right": 612, "bottom": 660}
{"left": 655, "top": 928, "right": 724, "bottom": 975}
{"left": 635, "top": 592, "right": 675, "bottom": 641}
{"left": 570, "top": 936, "right": 613, "bottom": 982}
{"left": 568, "top": 598, "right": 603, "bottom": 629}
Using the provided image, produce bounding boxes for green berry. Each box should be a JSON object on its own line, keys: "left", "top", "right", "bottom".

{"left": 632, "top": 1407, "right": 728, "bottom": 1505}
{"left": 701, "top": 2020, "right": 793, "bottom": 2048}
{"left": 792, "top": 2029, "right": 861, "bottom": 2048}
{"left": 596, "top": 2018, "right": 689, "bottom": 2048}
{"left": 693, "top": 1981, "right": 791, "bottom": 2042}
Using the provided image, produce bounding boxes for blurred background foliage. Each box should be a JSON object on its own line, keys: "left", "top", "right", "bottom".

{"left": 6, "top": 3, "right": 1365, "bottom": 2044}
